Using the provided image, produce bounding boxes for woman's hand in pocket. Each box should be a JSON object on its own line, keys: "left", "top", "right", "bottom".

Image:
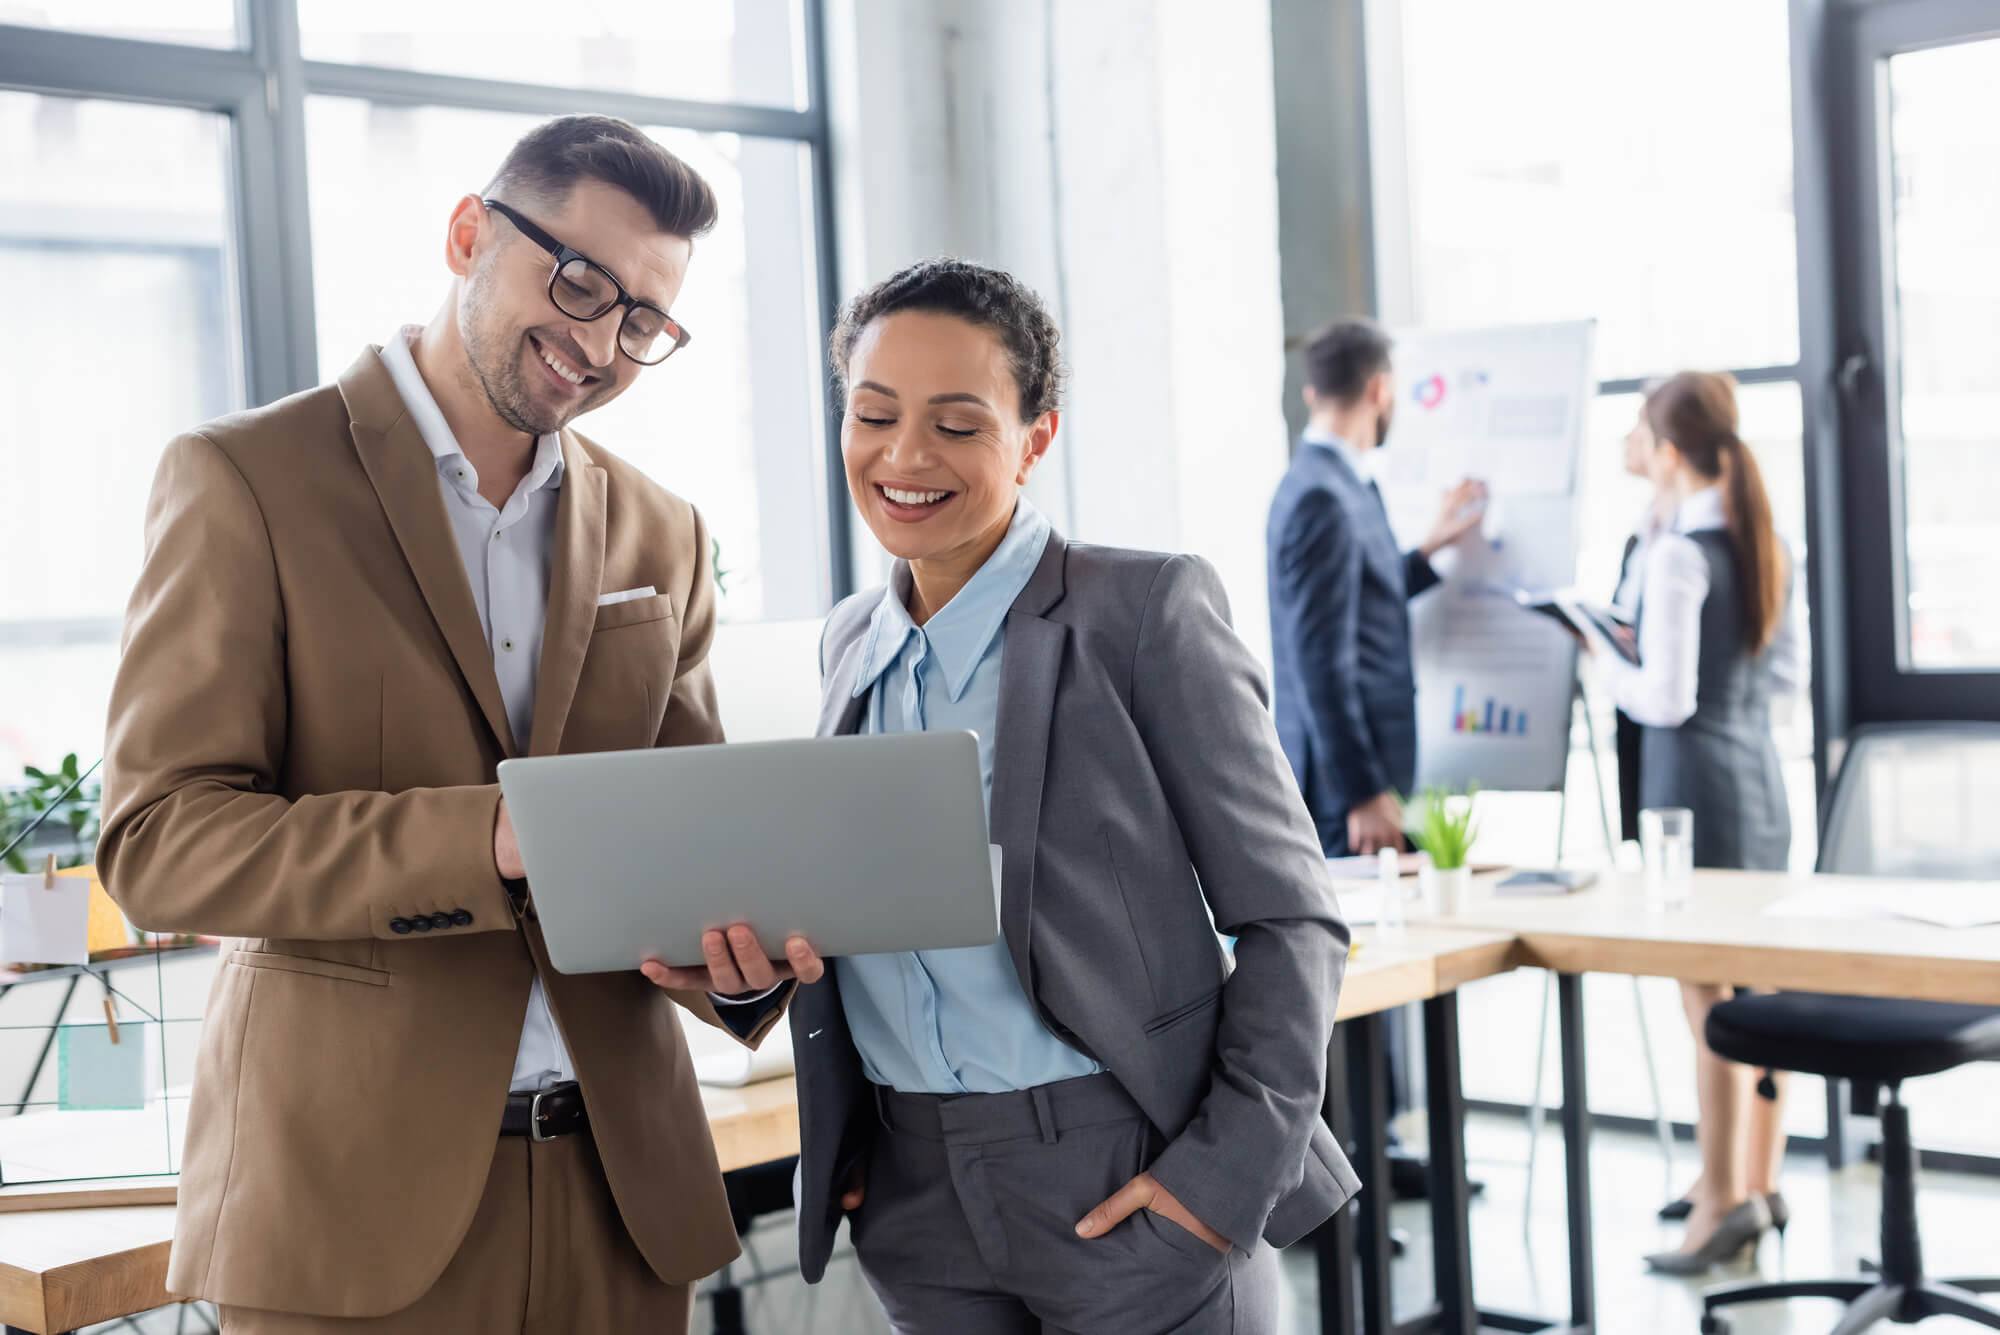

{"left": 841, "top": 1163, "right": 866, "bottom": 1212}
{"left": 1074, "top": 1170, "right": 1229, "bottom": 1254}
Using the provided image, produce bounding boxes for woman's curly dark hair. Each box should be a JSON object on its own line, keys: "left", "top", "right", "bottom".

{"left": 829, "top": 258, "right": 1066, "bottom": 423}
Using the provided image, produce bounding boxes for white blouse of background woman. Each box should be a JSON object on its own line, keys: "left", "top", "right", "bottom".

{"left": 1590, "top": 485, "right": 1804, "bottom": 730}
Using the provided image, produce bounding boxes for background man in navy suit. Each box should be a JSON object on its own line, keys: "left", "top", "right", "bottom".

{"left": 1266, "top": 317, "right": 1487, "bottom": 856}
{"left": 1266, "top": 317, "right": 1488, "bottom": 1199}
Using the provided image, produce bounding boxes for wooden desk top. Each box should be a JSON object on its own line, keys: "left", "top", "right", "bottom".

{"left": 0, "top": 1204, "right": 176, "bottom": 1334}
{"left": 1336, "top": 925, "right": 1523, "bottom": 1019}
{"left": 1445, "top": 868, "right": 2000, "bottom": 1005}
{"left": 701, "top": 1075, "right": 800, "bottom": 1176}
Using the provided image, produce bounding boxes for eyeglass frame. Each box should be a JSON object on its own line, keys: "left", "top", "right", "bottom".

{"left": 480, "top": 197, "right": 692, "bottom": 367}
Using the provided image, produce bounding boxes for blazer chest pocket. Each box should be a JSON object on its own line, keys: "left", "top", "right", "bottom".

{"left": 594, "top": 593, "right": 674, "bottom": 633}
{"left": 570, "top": 596, "right": 682, "bottom": 750}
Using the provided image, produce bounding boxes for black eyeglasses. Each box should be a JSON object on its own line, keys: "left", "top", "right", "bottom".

{"left": 481, "top": 198, "right": 691, "bottom": 367}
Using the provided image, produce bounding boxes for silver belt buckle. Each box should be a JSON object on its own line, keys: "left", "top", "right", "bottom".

{"left": 529, "top": 1087, "right": 557, "bottom": 1142}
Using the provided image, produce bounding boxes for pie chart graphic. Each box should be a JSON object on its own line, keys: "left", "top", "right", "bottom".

{"left": 1413, "top": 374, "right": 1447, "bottom": 409}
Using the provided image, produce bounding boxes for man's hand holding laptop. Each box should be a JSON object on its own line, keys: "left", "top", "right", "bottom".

{"left": 495, "top": 797, "right": 825, "bottom": 994}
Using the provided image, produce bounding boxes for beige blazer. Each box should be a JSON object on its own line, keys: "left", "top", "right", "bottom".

{"left": 99, "top": 347, "right": 777, "bottom": 1317}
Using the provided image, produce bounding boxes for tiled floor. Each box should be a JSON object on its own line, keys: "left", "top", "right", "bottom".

{"left": 91, "top": 1115, "right": 2000, "bottom": 1335}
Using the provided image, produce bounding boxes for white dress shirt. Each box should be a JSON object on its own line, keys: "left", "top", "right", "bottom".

{"left": 1301, "top": 425, "right": 1375, "bottom": 481}
{"left": 1590, "top": 485, "right": 1804, "bottom": 729}
{"left": 1612, "top": 499, "right": 1671, "bottom": 618}
{"left": 380, "top": 329, "right": 576, "bottom": 1094}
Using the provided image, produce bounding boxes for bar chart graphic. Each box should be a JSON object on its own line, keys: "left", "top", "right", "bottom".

{"left": 1450, "top": 684, "right": 1529, "bottom": 736}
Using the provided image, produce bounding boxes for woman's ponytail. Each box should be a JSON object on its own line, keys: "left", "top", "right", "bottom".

{"left": 1643, "top": 372, "right": 1788, "bottom": 652}
{"left": 1720, "top": 434, "right": 1787, "bottom": 653}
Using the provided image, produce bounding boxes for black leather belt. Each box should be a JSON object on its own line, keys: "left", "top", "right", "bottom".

{"left": 501, "top": 1081, "right": 588, "bottom": 1141}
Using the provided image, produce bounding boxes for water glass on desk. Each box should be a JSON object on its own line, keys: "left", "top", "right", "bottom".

{"left": 1640, "top": 807, "right": 1693, "bottom": 910}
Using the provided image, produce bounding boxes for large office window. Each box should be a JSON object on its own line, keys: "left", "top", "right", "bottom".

{"left": 0, "top": 0, "right": 236, "bottom": 47}
{"left": 1883, "top": 38, "right": 2000, "bottom": 670}
{"left": 1385, "top": 0, "right": 1798, "bottom": 383}
{"left": 1376, "top": 0, "right": 1815, "bottom": 872}
{"left": 1370, "top": 0, "right": 1825, "bottom": 1134}
{"left": 297, "top": 0, "right": 808, "bottom": 109}
{"left": 0, "top": 3, "right": 838, "bottom": 777}
{"left": 0, "top": 91, "right": 243, "bottom": 776}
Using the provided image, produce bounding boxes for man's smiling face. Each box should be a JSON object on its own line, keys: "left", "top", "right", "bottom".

{"left": 460, "top": 178, "right": 692, "bottom": 436}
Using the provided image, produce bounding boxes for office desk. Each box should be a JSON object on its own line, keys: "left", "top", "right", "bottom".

{"left": 1440, "top": 868, "right": 2000, "bottom": 1334}
{"left": 0, "top": 1077, "right": 809, "bottom": 1335}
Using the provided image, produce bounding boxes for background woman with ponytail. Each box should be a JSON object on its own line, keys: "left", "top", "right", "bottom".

{"left": 1580, "top": 370, "right": 1803, "bottom": 1274}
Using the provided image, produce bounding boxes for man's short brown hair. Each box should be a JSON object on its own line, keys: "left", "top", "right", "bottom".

{"left": 485, "top": 115, "right": 718, "bottom": 240}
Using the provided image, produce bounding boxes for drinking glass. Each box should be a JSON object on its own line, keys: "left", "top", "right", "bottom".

{"left": 1640, "top": 807, "right": 1694, "bottom": 911}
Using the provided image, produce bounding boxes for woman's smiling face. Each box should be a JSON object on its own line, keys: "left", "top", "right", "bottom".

{"left": 841, "top": 310, "right": 1055, "bottom": 567}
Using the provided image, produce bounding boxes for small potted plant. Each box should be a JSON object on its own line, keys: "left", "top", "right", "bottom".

{"left": 1413, "top": 784, "right": 1479, "bottom": 916}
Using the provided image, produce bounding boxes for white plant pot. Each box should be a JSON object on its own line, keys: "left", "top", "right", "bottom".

{"left": 1425, "top": 864, "right": 1472, "bottom": 918}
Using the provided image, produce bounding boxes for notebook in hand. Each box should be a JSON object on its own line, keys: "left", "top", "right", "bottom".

{"left": 1513, "top": 588, "right": 1639, "bottom": 665}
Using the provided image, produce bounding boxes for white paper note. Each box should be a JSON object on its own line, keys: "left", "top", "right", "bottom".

{"left": 1762, "top": 884, "right": 2000, "bottom": 930}
{"left": 1, "top": 872, "right": 92, "bottom": 966}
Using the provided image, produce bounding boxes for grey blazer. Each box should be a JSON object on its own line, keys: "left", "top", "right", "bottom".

{"left": 790, "top": 531, "right": 1360, "bottom": 1282}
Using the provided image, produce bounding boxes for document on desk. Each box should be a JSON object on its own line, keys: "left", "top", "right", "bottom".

{"left": 1762, "top": 884, "right": 2000, "bottom": 930}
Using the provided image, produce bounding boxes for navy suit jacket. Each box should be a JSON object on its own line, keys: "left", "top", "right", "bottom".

{"left": 1266, "top": 440, "right": 1439, "bottom": 856}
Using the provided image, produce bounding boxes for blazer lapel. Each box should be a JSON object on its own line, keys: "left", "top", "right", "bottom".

{"left": 988, "top": 534, "right": 1069, "bottom": 1000}
{"left": 340, "top": 349, "right": 518, "bottom": 758}
{"left": 527, "top": 433, "right": 607, "bottom": 756}
{"left": 816, "top": 624, "right": 870, "bottom": 738}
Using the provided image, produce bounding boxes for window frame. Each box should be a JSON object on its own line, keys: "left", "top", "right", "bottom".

{"left": 0, "top": 0, "right": 850, "bottom": 608}
{"left": 1817, "top": 0, "right": 2000, "bottom": 725}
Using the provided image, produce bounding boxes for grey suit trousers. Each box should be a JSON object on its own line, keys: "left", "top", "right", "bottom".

{"left": 849, "top": 1074, "right": 1277, "bottom": 1334}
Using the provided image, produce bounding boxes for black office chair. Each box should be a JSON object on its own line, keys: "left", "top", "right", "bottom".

{"left": 1697, "top": 723, "right": 2000, "bottom": 1335}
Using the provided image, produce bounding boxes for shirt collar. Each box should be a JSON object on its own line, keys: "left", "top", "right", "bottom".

{"left": 380, "top": 326, "right": 565, "bottom": 495}
{"left": 852, "top": 498, "right": 1053, "bottom": 705}
{"left": 1301, "top": 425, "right": 1373, "bottom": 481}
{"left": 1673, "top": 484, "right": 1727, "bottom": 535}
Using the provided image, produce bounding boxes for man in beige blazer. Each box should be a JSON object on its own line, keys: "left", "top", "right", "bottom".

{"left": 98, "top": 115, "right": 820, "bottom": 1332}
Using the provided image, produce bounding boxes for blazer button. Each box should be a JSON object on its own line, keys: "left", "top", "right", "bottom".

{"left": 389, "top": 917, "right": 413, "bottom": 935}
{"left": 410, "top": 916, "right": 433, "bottom": 932}
{"left": 430, "top": 912, "right": 454, "bottom": 931}
{"left": 450, "top": 909, "right": 474, "bottom": 927}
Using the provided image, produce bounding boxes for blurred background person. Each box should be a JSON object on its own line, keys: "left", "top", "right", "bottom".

{"left": 1580, "top": 371, "right": 1801, "bottom": 1273}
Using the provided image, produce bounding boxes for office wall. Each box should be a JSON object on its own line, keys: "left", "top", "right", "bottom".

{"left": 824, "top": 0, "right": 1292, "bottom": 661}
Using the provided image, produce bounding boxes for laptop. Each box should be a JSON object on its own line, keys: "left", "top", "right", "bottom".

{"left": 496, "top": 732, "right": 1000, "bottom": 973}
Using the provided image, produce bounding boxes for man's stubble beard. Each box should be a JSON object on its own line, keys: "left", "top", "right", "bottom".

{"left": 460, "top": 266, "right": 602, "bottom": 437}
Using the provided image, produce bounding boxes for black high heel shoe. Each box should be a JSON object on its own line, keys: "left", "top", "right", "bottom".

{"left": 1645, "top": 1197, "right": 1773, "bottom": 1275}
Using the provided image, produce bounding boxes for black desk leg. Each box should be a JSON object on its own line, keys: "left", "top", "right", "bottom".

{"left": 1345, "top": 1013, "right": 1394, "bottom": 1335}
{"left": 1316, "top": 1025, "right": 1359, "bottom": 1335}
{"left": 1423, "top": 994, "right": 1477, "bottom": 1335}
{"left": 1558, "top": 973, "right": 1595, "bottom": 1333}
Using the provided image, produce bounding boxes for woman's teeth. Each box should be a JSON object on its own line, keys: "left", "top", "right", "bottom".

{"left": 882, "top": 486, "right": 950, "bottom": 505}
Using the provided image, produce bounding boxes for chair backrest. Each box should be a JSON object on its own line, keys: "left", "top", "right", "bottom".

{"left": 1818, "top": 722, "right": 2000, "bottom": 879}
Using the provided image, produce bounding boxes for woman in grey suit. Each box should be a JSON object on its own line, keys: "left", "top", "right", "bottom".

{"left": 1580, "top": 371, "right": 1801, "bottom": 1274}
{"left": 787, "top": 258, "right": 1357, "bottom": 1334}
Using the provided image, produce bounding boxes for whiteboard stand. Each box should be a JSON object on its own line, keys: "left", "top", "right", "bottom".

{"left": 1520, "top": 677, "right": 1678, "bottom": 1241}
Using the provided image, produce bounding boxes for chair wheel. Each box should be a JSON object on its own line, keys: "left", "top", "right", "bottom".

{"left": 1699, "top": 1313, "right": 1730, "bottom": 1335}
